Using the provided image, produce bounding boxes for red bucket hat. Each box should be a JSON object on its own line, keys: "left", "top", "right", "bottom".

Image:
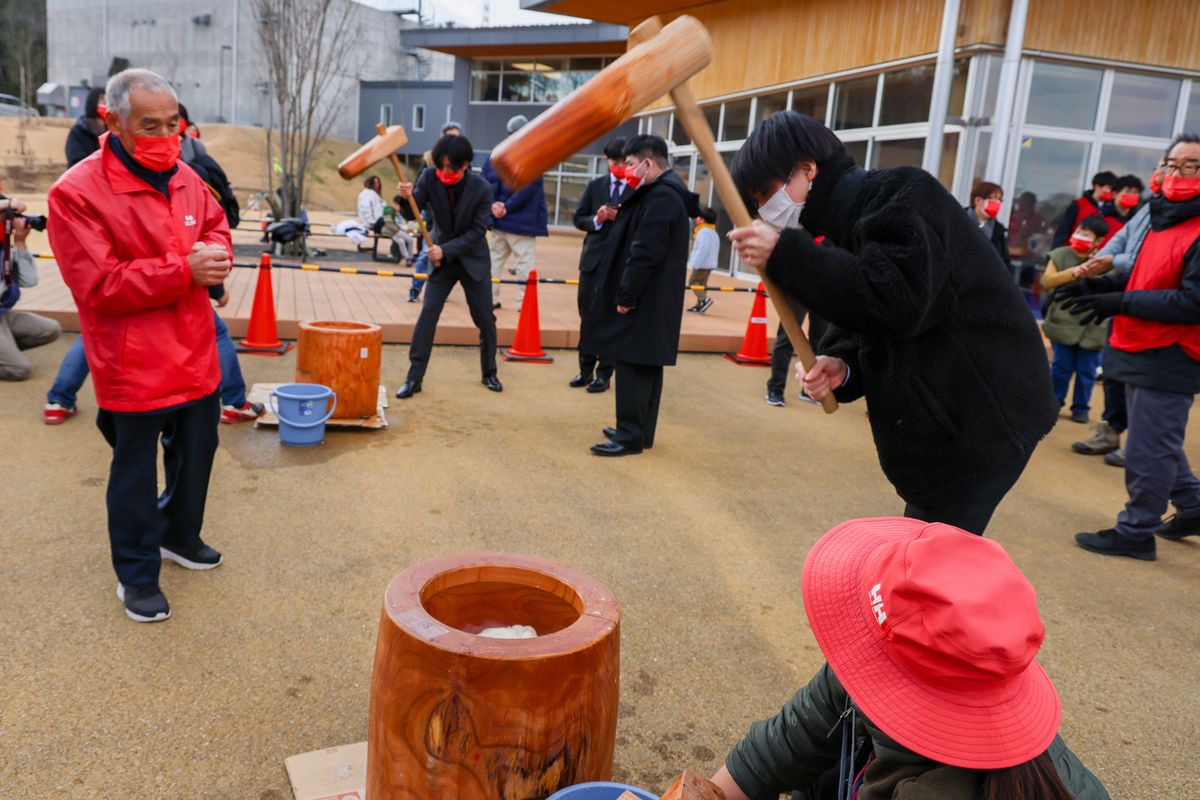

{"left": 802, "top": 517, "right": 1062, "bottom": 770}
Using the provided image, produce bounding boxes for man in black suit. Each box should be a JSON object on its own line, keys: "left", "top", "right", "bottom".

{"left": 571, "top": 137, "right": 633, "bottom": 394}
{"left": 395, "top": 134, "right": 502, "bottom": 398}
{"left": 582, "top": 135, "right": 700, "bottom": 456}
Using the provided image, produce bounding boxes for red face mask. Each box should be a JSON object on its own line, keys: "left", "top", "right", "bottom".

{"left": 1116, "top": 191, "right": 1139, "bottom": 209}
{"left": 981, "top": 198, "right": 1001, "bottom": 218}
{"left": 609, "top": 164, "right": 626, "bottom": 180}
{"left": 1162, "top": 175, "right": 1200, "bottom": 203}
{"left": 1149, "top": 172, "right": 1163, "bottom": 195}
{"left": 130, "top": 134, "right": 181, "bottom": 172}
{"left": 95, "top": 104, "right": 107, "bottom": 119}
{"left": 1095, "top": 187, "right": 1114, "bottom": 202}
{"left": 436, "top": 167, "right": 464, "bottom": 186}
{"left": 1068, "top": 234, "right": 1095, "bottom": 255}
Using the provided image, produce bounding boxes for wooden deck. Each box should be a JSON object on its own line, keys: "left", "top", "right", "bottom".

{"left": 20, "top": 232, "right": 771, "bottom": 354}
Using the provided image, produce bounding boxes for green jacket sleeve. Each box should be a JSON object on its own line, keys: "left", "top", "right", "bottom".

{"left": 724, "top": 663, "right": 847, "bottom": 799}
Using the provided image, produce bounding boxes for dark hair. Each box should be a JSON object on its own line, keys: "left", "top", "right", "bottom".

{"left": 730, "top": 111, "right": 846, "bottom": 212}
{"left": 981, "top": 751, "right": 1073, "bottom": 800}
{"left": 431, "top": 134, "right": 474, "bottom": 170}
{"left": 697, "top": 206, "right": 717, "bottom": 224}
{"left": 1164, "top": 132, "right": 1200, "bottom": 160}
{"left": 1018, "top": 191, "right": 1037, "bottom": 205}
{"left": 603, "top": 137, "right": 627, "bottom": 160}
{"left": 1113, "top": 174, "right": 1144, "bottom": 193}
{"left": 971, "top": 181, "right": 1003, "bottom": 203}
{"left": 84, "top": 86, "right": 106, "bottom": 119}
{"left": 1091, "top": 171, "right": 1117, "bottom": 189}
{"left": 177, "top": 102, "right": 189, "bottom": 124}
{"left": 623, "top": 134, "right": 669, "bottom": 165}
{"left": 364, "top": 175, "right": 381, "bottom": 190}
{"left": 1077, "top": 215, "right": 1109, "bottom": 239}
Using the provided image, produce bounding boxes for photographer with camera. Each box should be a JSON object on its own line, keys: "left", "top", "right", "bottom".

{"left": 0, "top": 194, "right": 61, "bottom": 381}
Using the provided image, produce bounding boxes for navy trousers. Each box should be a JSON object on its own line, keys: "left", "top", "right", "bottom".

{"left": 96, "top": 393, "right": 220, "bottom": 586}
{"left": 1116, "top": 384, "right": 1200, "bottom": 540}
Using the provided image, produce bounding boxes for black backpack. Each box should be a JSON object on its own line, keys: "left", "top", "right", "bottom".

{"left": 185, "top": 151, "right": 241, "bottom": 229}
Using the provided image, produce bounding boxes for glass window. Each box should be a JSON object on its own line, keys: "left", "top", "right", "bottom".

{"left": 693, "top": 158, "right": 713, "bottom": 212}
{"left": 1106, "top": 72, "right": 1181, "bottom": 138}
{"left": 971, "top": 131, "right": 993, "bottom": 189}
{"left": 570, "top": 57, "right": 604, "bottom": 71}
{"left": 533, "top": 72, "right": 567, "bottom": 103}
{"left": 379, "top": 104, "right": 392, "bottom": 126}
{"left": 705, "top": 152, "right": 738, "bottom": 271}
{"left": 1099, "top": 143, "right": 1165, "bottom": 185}
{"left": 939, "top": 131, "right": 959, "bottom": 189}
{"left": 834, "top": 75, "right": 877, "bottom": 130}
{"left": 704, "top": 104, "right": 722, "bottom": 138}
{"left": 843, "top": 139, "right": 869, "bottom": 166}
{"left": 673, "top": 154, "right": 692, "bottom": 190}
{"left": 755, "top": 92, "right": 788, "bottom": 125}
{"left": 559, "top": 157, "right": 591, "bottom": 174}
{"left": 474, "top": 59, "right": 503, "bottom": 71}
{"left": 949, "top": 59, "right": 969, "bottom": 117}
{"left": 646, "top": 112, "right": 670, "bottom": 139}
{"left": 412, "top": 104, "right": 425, "bottom": 131}
{"left": 1024, "top": 62, "right": 1102, "bottom": 129}
{"left": 1012, "top": 136, "right": 1091, "bottom": 238}
{"left": 722, "top": 98, "right": 751, "bottom": 141}
{"left": 501, "top": 72, "right": 531, "bottom": 103}
{"left": 672, "top": 112, "right": 691, "bottom": 147}
{"left": 1186, "top": 83, "right": 1200, "bottom": 132}
{"left": 471, "top": 72, "right": 501, "bottom": 102}
{"left": 792, "top": 85, "right": 828, "bottom": 122}
{"left": 556, "top": 175, "right": 587, "bottom": 227}
{"left": 873, "top": 138, "right": 924, "bottom": 170}
{"left": 879, "top": 66, "right": 934, "bottom": 126}
{"left": 979, "top": 55, "right": 1002, "bottom": 119}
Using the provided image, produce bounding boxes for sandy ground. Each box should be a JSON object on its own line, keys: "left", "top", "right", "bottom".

{"left": 2, "top": 337, "right": 1198, "bottom": 799}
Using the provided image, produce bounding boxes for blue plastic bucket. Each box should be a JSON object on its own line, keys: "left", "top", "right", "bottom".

{"left": 546, "top": 783, "right": 656, "bottom": 800}
{"left": 269, "top": 383, "right": 337, "bottom": 446}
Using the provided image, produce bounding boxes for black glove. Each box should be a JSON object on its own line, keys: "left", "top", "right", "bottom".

{"left": 1055, "top": 275, "right": 1119, "bottom": 300}
{"left": 1061, "top": 291, "right": 1125, "bottom": 325}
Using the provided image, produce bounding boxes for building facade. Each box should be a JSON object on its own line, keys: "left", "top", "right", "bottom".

{"left": 360, "top": 23, "right": 638, "bottom": 229}
{"left": 524, "top": 0, "right": 1200, "bottom": 277}
{"left": 44, "top": 0, "right": 452, "bottom": 140}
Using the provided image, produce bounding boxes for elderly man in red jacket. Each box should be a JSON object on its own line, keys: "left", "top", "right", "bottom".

{"left": 48, "top": 69, "right": 233, "bottom": 623}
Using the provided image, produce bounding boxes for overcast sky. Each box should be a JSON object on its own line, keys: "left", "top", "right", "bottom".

{"left": 361, "top": 0, "right": 582, "bottom": 27}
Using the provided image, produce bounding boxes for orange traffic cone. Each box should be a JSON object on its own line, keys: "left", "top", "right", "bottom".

{"left": 503, "top": 270, "right": 553, "bottom": 363}
{"left": 238, "top": 252, "right": 293, "bottom": 356}
{"left": 724, "top": 282, "right": 771, "bottom": 366}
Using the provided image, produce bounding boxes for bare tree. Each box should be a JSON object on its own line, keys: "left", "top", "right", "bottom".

{"left": 253, "top": 0, "right": 365, "bottom": 220}
{"left": 0, "top": 0, "right": 47, "bottom": 106}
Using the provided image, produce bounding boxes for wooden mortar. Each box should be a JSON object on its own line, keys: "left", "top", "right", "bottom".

{"left": 295, "top": 320, "right": 382, "bottom": 420}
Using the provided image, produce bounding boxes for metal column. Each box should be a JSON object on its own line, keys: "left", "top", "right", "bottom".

{"left": 922, "top": 0, "right": 962, "bottom": 176}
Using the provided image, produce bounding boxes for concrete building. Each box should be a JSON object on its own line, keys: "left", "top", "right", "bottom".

{"left": 43, "top": 0, "right": 452, "bottom": 140}
{"left": 523, "top": 0, "right": 1200, "bottom": 277}
{"left": 357, "top": 22, "right": 638, "bottom": 229}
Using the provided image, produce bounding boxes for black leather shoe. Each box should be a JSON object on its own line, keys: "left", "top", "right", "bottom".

{"left": 601, "top": 427, "right": 653, "bottom": 449}
{"left": 569, "top": 373, "right": 592, "bottom": 388}
{"left": 396, "top": 380, "right": 421, "bottom": 399}
{"left": 1074, "top": 528, "right": 1156, "bottom": 560}
{"left": 482, "top": 375, "right": 503, "bottom": 392}
{"left": 586, "top": 377, "right": 610, "bottom": 393}
{"left": 590, "top": 440, "right": 643, "bottom": 457}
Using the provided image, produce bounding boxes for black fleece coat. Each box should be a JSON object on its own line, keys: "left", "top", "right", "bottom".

{"left": 400, "top": 168, "right": 493, "bottom": 283}
{"left": 765, "top": 154, "right": 1057, "bottom": 509}
{"left": 581, "top": 170, "right": 700, "bottom": 366}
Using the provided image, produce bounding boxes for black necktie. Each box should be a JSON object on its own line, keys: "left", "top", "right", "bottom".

{"left": 610, "top": 181, "right": 622, "bottom": 205}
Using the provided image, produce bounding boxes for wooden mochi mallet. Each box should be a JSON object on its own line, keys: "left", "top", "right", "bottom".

{"left": 627, "top": 16, "right": 835, "bottom": 413}
{"left": 337, "top": 123, "right": 439, "bottom": 266}
{"left": 491, "top": 15, "right": 836, "bottom": 414}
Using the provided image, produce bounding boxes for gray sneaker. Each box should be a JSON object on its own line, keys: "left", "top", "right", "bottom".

{"left": 116, "top": 582, "right": 171, "bottom": 623}
{"left": 1104, "top": 447, "right": 1126, "bottom": 467}
{"left": 1072, "top": 422, "right": 1120, "bottom": 455}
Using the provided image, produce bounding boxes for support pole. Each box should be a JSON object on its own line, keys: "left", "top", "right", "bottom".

{"left": 984, "top": 0, "right": 1030, "bottom": 186}
{"left": 922, "top": 0, "right": 962, "bottom": 176}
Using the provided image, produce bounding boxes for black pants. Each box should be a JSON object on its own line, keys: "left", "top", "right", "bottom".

{"left": 613, "top": 361, "right": 663, "bottom": 449}
{"left": 1102, "top": 376, "right": 1127, "bottom": 433}
{"left": 576, "top": 271, "right": 613, "bottom": 382}
{"left": 902, "top": 451, "right": 1032, "bottom": 535}
{"left": 407, "top": 260, "right": 497, "bottom": 383}
{"left": 96, "top": 393, "right": 220, "bottom": 586}
{"left": 768, "top": 302, "right": 828, "bottom": 394}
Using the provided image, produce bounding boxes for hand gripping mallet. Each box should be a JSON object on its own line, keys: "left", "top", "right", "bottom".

{"left": 490, "top": 15, "right": 836, "bottom": 413}
{"left": 337, "top": 123, "right": 439, "bottom": 266}
{"left": 627, "top": 16, "right": 836, "bottom": 413}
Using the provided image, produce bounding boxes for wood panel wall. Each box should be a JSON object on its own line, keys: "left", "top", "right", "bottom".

{"left": 1023, "top": 0, "right": 1200, "bottom": 72}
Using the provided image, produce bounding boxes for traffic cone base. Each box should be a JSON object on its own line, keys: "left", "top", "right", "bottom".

{"left": 240, "top": 252, "right": 291, "bottom": 356}
{"left": 503, "top": 269, "right": 554, "bottom": 363}
{"left": 725, "top": 282, "right": 771, "bottom": 366}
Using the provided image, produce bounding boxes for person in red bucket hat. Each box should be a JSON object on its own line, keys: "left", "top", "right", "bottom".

{"left": 709, "top": 518, "right": 1110, "bottom": 800}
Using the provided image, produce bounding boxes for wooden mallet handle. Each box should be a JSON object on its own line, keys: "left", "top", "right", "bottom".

{"left": 630, "top": 18, "right": 837, "bottom": 414}
{"left": 375, "top": 123, "right": 438, "bottom": 265}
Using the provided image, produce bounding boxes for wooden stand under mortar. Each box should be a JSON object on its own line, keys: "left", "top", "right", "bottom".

{"left": 295, "top": 321, "right": 382, "bottom": 420}
{"left": 368, "top": 553, "right": 621, "bottom": 799}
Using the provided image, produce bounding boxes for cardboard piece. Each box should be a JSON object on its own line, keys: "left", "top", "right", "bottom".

{"left": 284, "top": 741, "right": 367, "bottom": 800}
{"left": 250, "top": 383, "right": 389, "bottom": 430}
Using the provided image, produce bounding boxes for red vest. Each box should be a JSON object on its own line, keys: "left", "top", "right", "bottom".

{"left": 1072, "top": 195, "right": 1100, "bottom": 228}
{"left": 1100, "top": 215, "right": 1125, "bottom": 247}
{"left": 1109, "top": 214, "right": 1200, "bottom": 360}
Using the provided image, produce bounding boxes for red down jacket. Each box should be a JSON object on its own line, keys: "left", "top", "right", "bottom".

{"left": 47, "top": 133, "right": 230, "bottom": 413}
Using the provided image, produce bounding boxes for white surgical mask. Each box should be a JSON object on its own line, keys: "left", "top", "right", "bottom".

{"left": 758, "top": 184, "right": 805, "bottom": 231}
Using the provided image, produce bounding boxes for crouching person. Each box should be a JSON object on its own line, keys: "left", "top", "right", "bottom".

{"left": 710, "top": 518, "right": 1109, "bottom": 800}
{"left": 0, "top": 194, "right": 61, "bottom": 380}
